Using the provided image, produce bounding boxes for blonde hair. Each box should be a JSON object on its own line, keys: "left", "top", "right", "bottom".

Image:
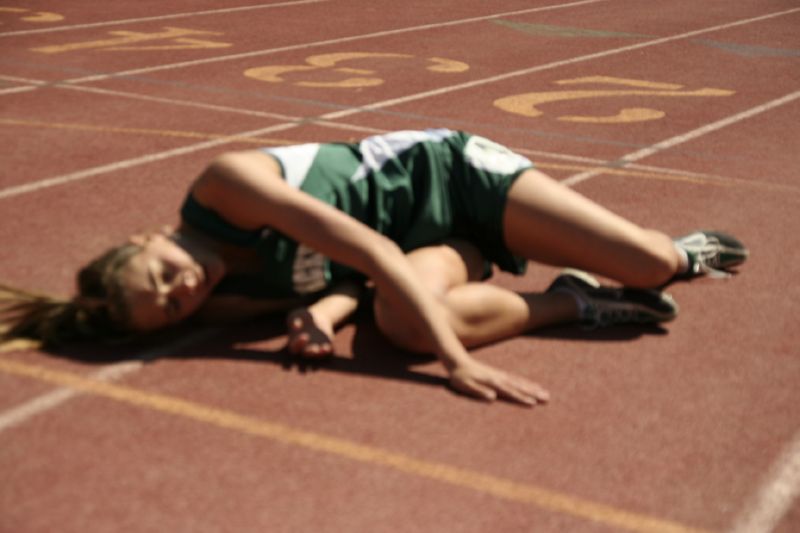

{"left": 0, "top": 243, "right": 141, "bottom": 351}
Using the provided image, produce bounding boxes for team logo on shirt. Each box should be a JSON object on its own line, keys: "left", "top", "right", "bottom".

{"left": 292, "top": 244, "right": 328, "bottom": 294}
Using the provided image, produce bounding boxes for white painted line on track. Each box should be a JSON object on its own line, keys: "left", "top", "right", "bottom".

{"left": 728, "top": 427, "right": 800, "bottom": 533}
{"left": 61, "top": 84, "right": 302, "bottom": 122}
{"left": 0, "top": 329, "right": 218, "bottom": 433}
{"left": 0, "top": 362, "right": 140, "bottom": 432}
{"left": 0, "top": 75, "right": 42, "bottom": 95}
{"left": 0, "top": 0, "right": 329, "bottom": 38}
{"left": 0, "top": 85, "right": 37, "bottom": 95}
{"left": 60, "top": 0, "right": 606, "bottom": 84}
{"left": 0, "top": 121, "right": 303, "bottom": 200}
{"left": 2, "top": 7, "right": 797, "bottom": 201}
{"left": 562, "top": 89, "right": 800, "bottom": 186}
{"left": 57, "top": 84, "right": 385, "bottom": 136}
{"left": 0, "top": 74, "right": 46, "bottom": 85}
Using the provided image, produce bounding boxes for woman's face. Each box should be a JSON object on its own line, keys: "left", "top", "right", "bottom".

{"left": 118, "top": 233, "right": 219, "bottom": 332}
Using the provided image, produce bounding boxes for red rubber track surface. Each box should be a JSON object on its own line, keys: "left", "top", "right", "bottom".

{"left": 1, "top": 1, "right": 798, "bottom": 532}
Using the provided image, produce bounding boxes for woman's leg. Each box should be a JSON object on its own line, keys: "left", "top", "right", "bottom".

{"left": 502, "top": 169, "right": 681, "bottom": 288}
{"left": 373, "top": 240, "right": 578, "bottom": 352}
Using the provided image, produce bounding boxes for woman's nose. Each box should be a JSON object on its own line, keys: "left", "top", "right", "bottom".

{"left": 167, "top": 270, "right": 198, "bottom": 295}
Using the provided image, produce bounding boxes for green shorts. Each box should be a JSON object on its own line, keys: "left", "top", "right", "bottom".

{"left": 446, "top": 134, "right": 531, "bottom": 275}
{"left": 262, "top": 130, "right": 533, "bottom": 290}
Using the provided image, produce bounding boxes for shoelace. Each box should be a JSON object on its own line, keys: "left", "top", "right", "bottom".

{"left": 580, "top": 289, "right": 634, "bottom": 328}
{"left": 583, "top": 303, "right": 649, "bottom": 329}
{"left": 682, "top": 234, "right": 731, "bottom": 279}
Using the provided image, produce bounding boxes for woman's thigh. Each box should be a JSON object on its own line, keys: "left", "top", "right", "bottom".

{"left": 502, "top": 168, "right": 677, "bottom": 286}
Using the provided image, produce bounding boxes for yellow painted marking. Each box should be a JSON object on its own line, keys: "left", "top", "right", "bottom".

{"left": 426, "top": 57, "right": 469, "bottom": 73}
{"left": 0, "top": 7, "right": 62, "bottom": 23}
{"left": 244, "top": 52, "right": 469, "bottom": 89}
{"left": 22, "top": 10, "right": 63, "bottom": 23}
{"left": 244, "top": 64, "right": 316, "bottom": 83}
{"left": 557, "top": 76, "right": 685, "bottom": 90}
{"left": 0, "top": 358, "right": 711, "bottom": 533}
{"left": 494, "top": 76, "right": 734, "bottom": 123}
{"left": 245, "top": 52, "right": 408, "bottom": 88}
{"left": 108, "top": 37, "right": 232, "bottom": 51}
{"left": 562, "top": 107, "right": 666, "bottom": 123}
{"left": 31, "top": 27, "right": 230, "bottom": 54}
{"left": 304, "top": 52, "right": 410, "bottom": 68}
{"left": 300, "top": 76, "right": 385, "bottom": 89}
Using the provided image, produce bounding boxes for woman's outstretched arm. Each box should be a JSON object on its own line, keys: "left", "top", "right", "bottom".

{"left": 191, "top": 150, "right": 549, "bottom": 406}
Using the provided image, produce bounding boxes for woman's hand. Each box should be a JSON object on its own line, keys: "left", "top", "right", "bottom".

{"left": 448, "top": 359, "right": 550, "bottom": 407}
{"left": 286, "top": 308, "right": 335, "bottom": 358}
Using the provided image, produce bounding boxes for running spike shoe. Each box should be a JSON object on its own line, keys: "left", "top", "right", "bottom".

{"left": 673, "top": 230, "right": 749, "bottom": 278}
{"left": 546, "top": 269, "right": 679, "bottom": 328}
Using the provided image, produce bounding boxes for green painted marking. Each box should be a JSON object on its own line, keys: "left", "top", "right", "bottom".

{"left": 693, "top": 39, "right": 800, "bottom": 58}
{"left": 492, "top": 19, "right": 800, "bottom": 58}
{"left": 491, "top": 20, "right": 648, "bottom": 39}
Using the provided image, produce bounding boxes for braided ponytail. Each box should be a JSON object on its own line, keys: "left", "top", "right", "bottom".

{"left": 0, "top": 242, "right": 141, "bottom": 351}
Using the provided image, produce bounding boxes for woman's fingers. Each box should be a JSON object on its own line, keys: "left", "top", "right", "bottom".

{"left": 287, "top": 310, "right": 334, "bottom": 358}
{"left": 503, "top": 374, "right": 550, "bottom": 404}
{"left": 289, "top": 332, "right": 333, "bottom": 357}
{"left": 449, "top": 373, "right": 497, "bottom": 402}
{"left": 288, "top": 332, "right": 309, "bottom": 354}
{"left": 449, "top": 362, "right": 549, "bottom": 407}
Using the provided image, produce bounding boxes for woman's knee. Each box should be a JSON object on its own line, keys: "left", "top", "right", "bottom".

{"left": 618, "top": 230, "right": 679, "bottom": 287}
{"left": 373, "top": 294, "right": 428, "bottom": 353}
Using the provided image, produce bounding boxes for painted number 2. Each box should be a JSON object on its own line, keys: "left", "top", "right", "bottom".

{"left": 494, "top": 76, "right": 734, "bottom": 123}
{"left": 0, "top": 7, "right": 63, "bottom": 23}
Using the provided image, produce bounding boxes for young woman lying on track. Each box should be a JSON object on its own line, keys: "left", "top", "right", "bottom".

{"left": 0, "top": 129, "right": 748, "bottom": 406}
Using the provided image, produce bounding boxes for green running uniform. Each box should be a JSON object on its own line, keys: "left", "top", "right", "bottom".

{"left": 181, "top": 129, "right": 533, "bottom": 298}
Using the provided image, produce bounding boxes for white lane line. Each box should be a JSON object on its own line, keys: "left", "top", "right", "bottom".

{"left": 61, "top": 83, "right": 302, "bottom": 122}
{"left": 0, "top": 74, "right": 45, "bottom": 85}
{"left": 728, "top": 428, "right": 800, "bottom": 533}
{"left": 0, "top": 120, "right": 306, "bottom": 200}
{"left": 2, "top": 7, "right": 797, "bottom": 201}
{"left": 0, "top": 75, "right": 43, "bottom": 95}
{"left": 62, "top": 0, "right": 606, "bottom": 84}
{"left": 0, "top": 362, "right": 141, "bottom": 431}
{"left": 562, "top": 89, "right": 800, "bottom": 186}
{"left": 0, "top": 0, "right": 329, "bottom": 38}
{"left": 57, "top": 84, "right": 385, "bottom": 136}
{"left": 0, "top": 85, "right": 38, "bottom": 95}
{"left": 0, "top": 329, "right": 218, "bottom": 433}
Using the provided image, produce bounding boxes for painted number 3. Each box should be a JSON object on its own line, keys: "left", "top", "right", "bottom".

{"left": 244, "top": 52, "right": 469, "bottom": 88}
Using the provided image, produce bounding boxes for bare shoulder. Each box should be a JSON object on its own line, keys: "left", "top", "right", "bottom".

{"left": 193, "top": 150, "right": 283, "bottom": 200}
{"left": 190, "top": 149, "right": 293, "bottom": 229}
